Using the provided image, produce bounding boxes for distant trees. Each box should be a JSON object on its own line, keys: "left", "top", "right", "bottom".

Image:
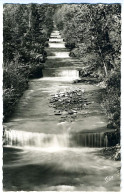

{"left": 54, "top": 4, "right": 121, "bottom": 76}
{"left": 3, "top": 3, "right": 55, "bottom": 120}
{"left": 54, "top": 4, "right": 121, "bottom": 132}
{"left": 3, "top": 4, "right": 55, "bottom": 64}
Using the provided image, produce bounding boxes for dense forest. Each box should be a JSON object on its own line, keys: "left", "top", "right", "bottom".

{"left": 3, "top": 3, "right": 55, "bottom": 120}
{"left": 3, "top": 4, "right": 121, "bottom": 145}
{"left": 54, "top": 4, "right": 121, "bottom": 142}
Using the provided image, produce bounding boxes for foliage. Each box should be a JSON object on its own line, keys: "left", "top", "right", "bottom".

{"left": 101, "top": 144, "right": 121, "bottom": 160}
{"left": 103, "top": 70, "right": 120, "bottom": 131}
{"left": 54, "top": 4, "right": 121, "bottom": 142}
{"left": 3, "top": 3, "right": 55, "bottom": 120}
{"left": 54, "top": 4, "right": 121, "bottom": 76}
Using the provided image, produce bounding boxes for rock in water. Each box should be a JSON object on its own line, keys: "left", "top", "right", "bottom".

{"left": 49, "top": 88, "right": 89, "bottom": 121}
{"left": 68, "top": 110, "right": 74, "bottom": 115}
{"left": 55, "top": 111, "right": 62, "bottom": 115}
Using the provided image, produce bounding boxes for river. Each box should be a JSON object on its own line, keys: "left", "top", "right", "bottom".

{"left": 3, "top": 29, "right": 120, "bottom": 191}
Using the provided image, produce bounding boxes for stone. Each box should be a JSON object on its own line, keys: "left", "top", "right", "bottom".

{"left": 61, "top": 115, "right": 66, "bottom": 118}
{"left": 72, "top": 110, "right": 77, "bottom": 113}
{"left": 68, "top": 110, "right": 74, "bottom": 115}
{"left": 54, "top": 94, "right": 59, "bottom": 98}
{"left": 62, "top": 111, "right": 68, "bottom": 115}
{"left": 77, "top": 93, "right": 82, "bottom": 96}
{"left": 55, "top": 111, "right": 62, "bottom": 115}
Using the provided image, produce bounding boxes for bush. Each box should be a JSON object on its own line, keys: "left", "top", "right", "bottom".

{"left": 3, "top": 4, "right": 55, "bottom": 121}
{"left": 3, "top": 64, "right": 29, "bottom": 121}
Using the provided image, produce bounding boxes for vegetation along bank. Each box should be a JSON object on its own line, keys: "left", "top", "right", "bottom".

{"left": 3, "top": 4, "right": 55, "bottom": 121}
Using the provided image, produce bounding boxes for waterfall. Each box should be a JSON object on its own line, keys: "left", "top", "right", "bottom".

{"left": 49, "top": 38, "right": 63, "bottom": 42}
{"left": 48, "top": 30, "right": 65, "bottom": 48}
{"left": 4, "top": 129, "right": 109, "bottom": 148}
{"left": 41, "top": 69, "right": 79, "bottom": 81}
{"left": 71, "top": 133, "right": 109, "bottom": 147}
{"left": 50, "top": 30, "right": 61, "bottom": 38}
{"left": 48, "top": 42, "right": 65, "bottom": 48}
{"left": 58, "top": 70, "right": 79, "bottom": 79}
{"left": 47, "top": 52, "right": 70, "bottom": 59}
{"left": 4, "top": 130, "right": 70, "bottom": 148}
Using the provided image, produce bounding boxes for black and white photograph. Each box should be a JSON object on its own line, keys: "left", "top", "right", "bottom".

{"left": 1, "top": 0, "right": 122, "bottom": 192}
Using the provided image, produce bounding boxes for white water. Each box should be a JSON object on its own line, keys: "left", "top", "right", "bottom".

{"left": 59, "top": 70, "right": 79, "bottom": 78}
{"left": 4, "top": 129, "right": 109, "bottom": 148}
{"left": 50, "top": 30, "right": 61, "bottom": 38}
{"left": 51, "top": 30, "right": 60, "bottom": 35}
{"left": 41, "top": 69, "right": 80, "bottom": 81}
{"left": 49, "top": 42, "right": 65, "bottom": 48}
{"left": 49, "top": 38, "right": 63, "bottom": 42}
{"left": 49, "top": 30, "right": 65, "bottom": 48}
{"left": 50, "top": 35, "right": 61, "bottom": 38}
{"left": 4, "top": 129, "right": 70, "bottom": 148}
{"left": 47, "top": 52, "right": 70, "bottom": 59}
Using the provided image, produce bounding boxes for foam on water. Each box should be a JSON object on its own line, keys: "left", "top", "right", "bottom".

{"left": 4, "top": 129, "right": 109, "bottom": 149}
{"left": 48, "top": 42, "right": 65, "bottom": 48}
{"left": 47, "top": 52, "right": 70, "bottom": 59}
{"left": 49, "top": 30, "right": 65, "bottom": 48}
{"left": 49, "top": 38, "right": 63, "bottom": 42}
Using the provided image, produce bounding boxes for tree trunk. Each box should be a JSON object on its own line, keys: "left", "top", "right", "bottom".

{"left": 98, "top": 46, "right": 108, "bottom": 76}
{"left": 103, "top": 61, "right": 108, "bottom": 76}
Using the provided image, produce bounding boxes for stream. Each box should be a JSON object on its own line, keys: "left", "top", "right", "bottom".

{"left": 3, "top": 29, "right": 120, "bottom": 191}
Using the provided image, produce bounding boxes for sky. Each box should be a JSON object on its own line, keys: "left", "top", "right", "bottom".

{"left": 0, "top": 0, "right": 123, "bottom": 4}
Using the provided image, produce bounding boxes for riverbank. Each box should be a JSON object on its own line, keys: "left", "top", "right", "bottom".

{"left": 3, "top": 4, "right": 55, "bottom": 122}
{"left": 100, "top": 144, "right": 121, "bottom": 161}
{"left": 3, "top": 61, "right": 45, "bottom": 122}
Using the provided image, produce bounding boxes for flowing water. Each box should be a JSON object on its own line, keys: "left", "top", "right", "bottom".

{"left": 3, "top": 29, "right": 120, "bottom": 191}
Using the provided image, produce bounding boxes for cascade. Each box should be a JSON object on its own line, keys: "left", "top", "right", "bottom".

{"left": 4, "top": 129, "right": 109, "bottom": 148}
{"left": 3, "top": 28, "right": 110, "bottom": 149}
{"left": 3, "top": 25, "right": 120, "bottom": 192}
{"left": 4, "top": 130, "right": 70, "bottom": 148}
{"left": 49, "top": 38, "right": 63, "bottom": 42}
{"left": 71, "top": 133, "right": 109, "bottom": 147}
{"left": 47, "top": 52, "right": 70, "bottom": 59}
{"left": 58, "top": 70, "right": 79, "bottom": 78}
{"left": 41, "top": 69, "right": 80, "bottom": 81}
{"left": 48, "top": 30, "right": 65, "bottom": 48}
{"left": 48, "top": 42, "right": 65, "bottom": 48}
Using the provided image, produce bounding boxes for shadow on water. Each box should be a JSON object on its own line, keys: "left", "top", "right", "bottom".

{"left": 4, "top": 163, "right": 82, "bottom": 191}
{"left": 3, "top": 147, "right": 120, "bottom": 191}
